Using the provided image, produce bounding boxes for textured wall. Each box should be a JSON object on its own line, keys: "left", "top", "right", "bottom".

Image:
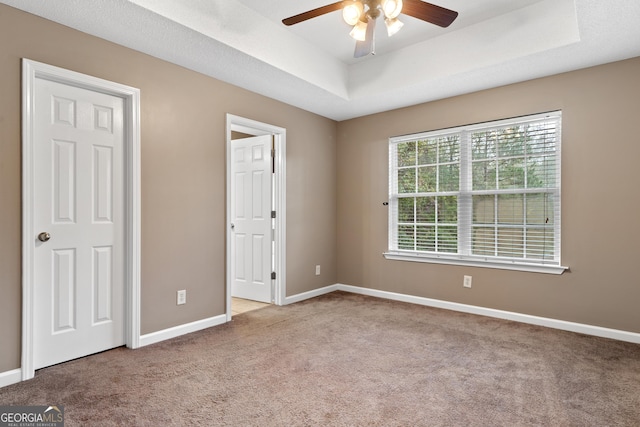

{"left": 0, "top": 4, "right": 337, "bottom": 372}
{"left": 337, "top": 57, "right": 640, "bottom": 333}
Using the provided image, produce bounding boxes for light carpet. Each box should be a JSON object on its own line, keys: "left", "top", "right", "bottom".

{"left": 1, "top": 291, "right": 639, "bottom": 426}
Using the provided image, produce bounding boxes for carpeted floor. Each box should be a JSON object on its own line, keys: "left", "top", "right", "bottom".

{"left": 2, "top": 291, "right": 639, "bottom": 426}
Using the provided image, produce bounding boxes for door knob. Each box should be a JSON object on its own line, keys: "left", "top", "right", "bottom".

{"left": 38, "top": 232, "right": 51, "bottom": 242}
{"left": 230, "top": 223, "right": 235, "bottom": 231}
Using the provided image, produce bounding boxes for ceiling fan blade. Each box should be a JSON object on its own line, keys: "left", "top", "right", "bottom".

{"left": 354, "top": 17, "right": 377, "bottom": 58}
{"left": 282, "top": 1, "right": 344, "bottom": 26}
{"left": 402, "top": 0, "right": 458, "bottom": 28}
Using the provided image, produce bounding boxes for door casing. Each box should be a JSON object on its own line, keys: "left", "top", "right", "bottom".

{"left": 226, "top": 114, "right": 286, "bottom": 319}
{"left": 21, "top": 59, "right": 141, "bottom": 380}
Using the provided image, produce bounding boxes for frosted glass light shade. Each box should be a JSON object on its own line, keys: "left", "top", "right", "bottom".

{"left": 382, "top": 0, "right": 403, "bottom": 19}
{"left": 343, "top": 1, "right": 364, "bottom": 26}
{"left": 349, "top": 20, "right": 368, "bottom": 41}
{"left": 385, "top": 17, "right": 404, "bottom": 36}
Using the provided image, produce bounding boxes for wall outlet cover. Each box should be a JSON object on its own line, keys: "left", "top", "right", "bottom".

{"left": 177, "top": 290, "right": 186, "bottom": 305}
{"left": 463, "top": 276, "right": 472, "bottom": 288}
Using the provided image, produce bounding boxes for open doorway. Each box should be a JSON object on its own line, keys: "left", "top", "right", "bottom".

{"left": 225, "top": 115, "right": 286, "bottom": 320}
{"left": 231, "top": 297, "right": 270, "bottom": 316}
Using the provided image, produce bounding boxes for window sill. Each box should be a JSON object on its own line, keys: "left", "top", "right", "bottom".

{"left": 383, "top": 252, "right": 568, "bottom": 275}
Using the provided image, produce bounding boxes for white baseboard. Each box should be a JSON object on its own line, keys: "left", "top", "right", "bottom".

{"left": 1, "top": 316, "right": 229, "bottom": 389}
{"left": 0, "top": 368, "right": 22, "bottom": 388}
{"left": 118, "top": 285, "right": 343, "bottom": 348}
{"left": 139, "top": 314, "right": 228, "bottom": 347}
{"left": 283, "top": 284, "right": 339, "bottom": 305}
{"left": 4, "top": 283, "right": 636, "bottom": 390}
{"left": 334, "top": 284, "right": 640, "bottom": 344}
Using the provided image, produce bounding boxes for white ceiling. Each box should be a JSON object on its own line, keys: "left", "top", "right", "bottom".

{"left": 3, "top": 0, "right": 640, "bottom": 121}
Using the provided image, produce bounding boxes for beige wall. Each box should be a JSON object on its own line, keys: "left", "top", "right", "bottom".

{"left": 2, "top": 1, "right": 638, "bottom": 378}
{"left": 0, "top": 4, "right": 337, "bottom": 372}
{"left": 337, "top": 57, "right": 640, "bottom": 333}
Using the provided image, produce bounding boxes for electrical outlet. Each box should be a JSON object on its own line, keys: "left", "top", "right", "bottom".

{"left": 315, "top": 265, "right": 321, "bottom": 276}
{"left": 463, "top": 275, "right": 472, "bottom": 288}
{"left": 177, "top": 289, "right": 186, "bottom": 305}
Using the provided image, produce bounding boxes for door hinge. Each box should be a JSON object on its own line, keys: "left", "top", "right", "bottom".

{"left": 271, "top": 210, "right": 276, "bottom": 219}
{"left": 271, "top": 272, "right": 276, "bottom": 280}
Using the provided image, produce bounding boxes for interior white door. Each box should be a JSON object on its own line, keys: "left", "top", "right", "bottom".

{"left": 33, "top": 77, "right": 125, "bottom": 369}
{"left": 230, "top": 135, "right": 273, "bottom": 303}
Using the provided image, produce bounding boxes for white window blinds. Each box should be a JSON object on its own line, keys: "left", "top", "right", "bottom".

{"left": 387, "top": 111, "right": 564, "bottom": 273}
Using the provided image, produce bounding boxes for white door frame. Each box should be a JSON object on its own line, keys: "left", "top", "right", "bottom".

{"left": 21, "top": 59, "right": 141, "bottom": 380}
{"left": 226, "top": 114, "right": 286, "bottom": 319}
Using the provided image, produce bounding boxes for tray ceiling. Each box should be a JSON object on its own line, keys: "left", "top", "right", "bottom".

{"left": 3, "top": 0, "right": 640, "bottom": 120}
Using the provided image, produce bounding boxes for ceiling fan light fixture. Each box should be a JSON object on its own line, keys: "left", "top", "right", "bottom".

{"left": 349, "top": 19, "right": 368, "bottom": 41}
{"left": 381, "top": 0, "right": 403, "bottom": 19}
{"left": 281, "top": 0, "right": 459, "bottom": 59}
{"left": 385, "top": 17, "right": 404, "bottom": 37}
{"left": 342, "top": 1, "right": 364, "bottom": 26}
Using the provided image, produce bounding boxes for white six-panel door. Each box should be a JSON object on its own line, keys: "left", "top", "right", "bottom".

{"left": 230, "top": 135, "right": 273, "bottom": 303}
{"left": 33, "top": 77, "right": 125, "bottom": 369}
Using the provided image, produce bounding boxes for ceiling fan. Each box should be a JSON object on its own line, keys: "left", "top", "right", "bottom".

{"left": 282, "top": 0, "right": 458, "bottom": 58}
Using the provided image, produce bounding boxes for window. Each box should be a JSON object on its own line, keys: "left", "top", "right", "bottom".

{"left": 385, "top": 111, "right": 566, "bottom": 274}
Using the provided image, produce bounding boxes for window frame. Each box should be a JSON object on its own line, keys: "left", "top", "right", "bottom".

{"left": 385, "top": 111, "right": 568, "bottom": 274}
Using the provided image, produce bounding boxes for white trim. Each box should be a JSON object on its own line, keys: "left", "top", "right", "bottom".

{"left": 383, "top": 252, "right": 568, "bottom": 275}
{"left": 283, "top": 284, "right": 339, "bottom": 305}
{"left": 139, "top": 315, "right": 227, "bottom": 347}
{"left": 0, "top": 369, "right": 22, "bottom": 388}
{"left": 21, "top": 59, "right": 142, "bottom": 381}
{"left": 225, "top": 114, "right": 287, "bottom": 320}
{"left": 335, "top": 284, "right": 640, "bottom": 344}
